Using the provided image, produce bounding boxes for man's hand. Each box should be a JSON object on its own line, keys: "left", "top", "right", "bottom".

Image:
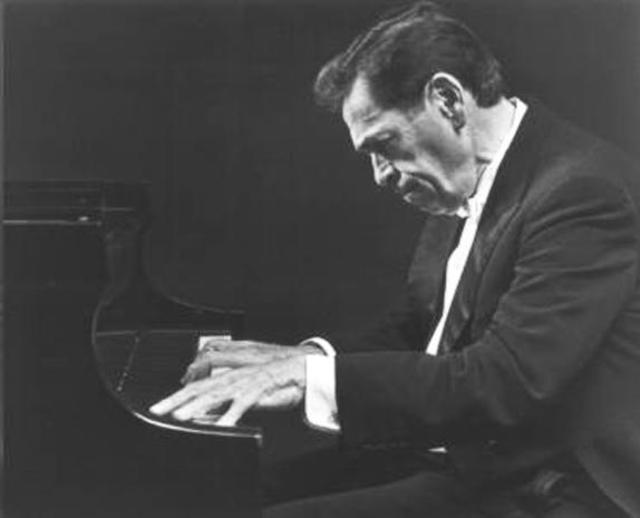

{"left": 150, "top": 356, "right": 306, "bottom": 427}
{"left": 181, "top": 339, "right": 321, "bottom": 384}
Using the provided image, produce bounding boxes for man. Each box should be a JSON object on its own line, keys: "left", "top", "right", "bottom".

{"left": 150, "top": 2, "right": 640, "bottom": 516}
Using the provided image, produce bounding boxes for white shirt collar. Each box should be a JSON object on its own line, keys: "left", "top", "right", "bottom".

{"left": 455, "top": 98, "right": 528, "bottom": 220}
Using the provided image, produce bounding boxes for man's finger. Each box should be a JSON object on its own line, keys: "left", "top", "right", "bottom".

{"left": 181, "top": 352, "right": 242, "bottom": 384}
{"left": 200, "top": 339, "right": 240, "bottom": 354}
{"left": 149, "top": 379, "right": 211, "bottom": 415}
{"left": 172, "top": 391, "right": 228, "bottom": 421}
{"left": 181, "top": 360, "right": 211, "bottom": 384}
{"left": 216, "top": 392, "right": 257, "bottom": 427}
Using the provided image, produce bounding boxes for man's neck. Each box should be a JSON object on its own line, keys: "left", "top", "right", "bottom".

{"left": 470, "top": 97, "right": 516, "bottom": 165}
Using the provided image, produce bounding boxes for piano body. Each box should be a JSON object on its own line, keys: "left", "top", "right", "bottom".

{"left": 4, "top": 181, "right": 262, "bottom": 518}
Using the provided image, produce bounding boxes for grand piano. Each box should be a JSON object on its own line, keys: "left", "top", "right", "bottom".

{"left": 4, "top": 181, "right": 263, "bottom": 518}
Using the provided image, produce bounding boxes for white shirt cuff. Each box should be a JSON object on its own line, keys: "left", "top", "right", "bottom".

{"left": 304, "top": 355, "right": 341, "bottom": 433}
{"left": 300, "top": 336, "right": 336, "bottom": 357}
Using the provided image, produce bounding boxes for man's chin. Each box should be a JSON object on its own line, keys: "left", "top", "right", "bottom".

{"left": 403, "top": 193, "right": 457, "bottom": 215}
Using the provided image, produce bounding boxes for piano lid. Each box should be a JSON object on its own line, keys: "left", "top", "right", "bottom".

{"left": 4, "top": 180, "right": 149, "bottom": 225}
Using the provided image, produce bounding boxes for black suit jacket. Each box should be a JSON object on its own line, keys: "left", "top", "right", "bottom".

{"left": 329, "top": 101, "right": 640, "bottom": 516}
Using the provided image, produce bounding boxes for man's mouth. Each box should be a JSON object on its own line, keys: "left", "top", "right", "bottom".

{"left": 397, "top": 177, "right": 437, "bottom": 198}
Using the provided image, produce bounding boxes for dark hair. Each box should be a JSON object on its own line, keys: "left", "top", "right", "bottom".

{"left": 313, "top": 1, "right": 507, "bottom": 113}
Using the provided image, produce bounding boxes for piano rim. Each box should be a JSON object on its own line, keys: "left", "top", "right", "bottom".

{"left": 132, "top": 410, "right": 263, "bottom": 443}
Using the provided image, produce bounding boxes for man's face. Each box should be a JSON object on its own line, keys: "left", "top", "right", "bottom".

{"left": 342, "top": 76, "right": 477, "bottom": 215}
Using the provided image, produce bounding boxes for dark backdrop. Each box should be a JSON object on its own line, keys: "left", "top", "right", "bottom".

{"left": 5, "top": 0, "right": 640, "bottom": 343}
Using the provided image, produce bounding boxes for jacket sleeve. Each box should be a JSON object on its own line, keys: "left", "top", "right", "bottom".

{"left": 335, "top": 176, "right": 639, "bottom": 448}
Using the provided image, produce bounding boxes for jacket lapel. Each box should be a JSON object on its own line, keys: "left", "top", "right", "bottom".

{"left": 439, "top": 101, "right": 551, "bottom": 353}
{"left": 408, "top": 214, "right": 464, "bottom": 348}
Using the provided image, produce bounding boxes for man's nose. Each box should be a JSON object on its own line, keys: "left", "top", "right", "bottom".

{"left": 371, "top": 154, "right": 399, "bottom": 188}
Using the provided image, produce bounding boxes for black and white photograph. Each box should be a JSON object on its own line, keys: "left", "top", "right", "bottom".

{"left": 3, "top": 0, "right": 640, "bottom": 516}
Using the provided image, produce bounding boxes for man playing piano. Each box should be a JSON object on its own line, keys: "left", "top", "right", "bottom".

{"left": 150, "top": 2, "right": 640, "bottom": 516}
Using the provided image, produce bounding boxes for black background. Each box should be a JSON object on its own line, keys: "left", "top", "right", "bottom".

{"left": 5, "top": 0, "right": 640, "bottom": 343}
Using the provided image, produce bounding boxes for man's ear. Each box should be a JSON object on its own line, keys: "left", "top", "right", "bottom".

{"left": 424, "top": 72, "right": 466, "bottom": 132}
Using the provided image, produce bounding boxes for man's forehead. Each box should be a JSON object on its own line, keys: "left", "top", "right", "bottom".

{"left": 341, "top": 76, "right": 380, "bottom": 126}
{"left": 342, "top": 77, "right": 385, "bottom": 148}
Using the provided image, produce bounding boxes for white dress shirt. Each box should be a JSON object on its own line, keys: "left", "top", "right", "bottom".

{"left": 304, "top": 98, "right": 528, "bottom": 432}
